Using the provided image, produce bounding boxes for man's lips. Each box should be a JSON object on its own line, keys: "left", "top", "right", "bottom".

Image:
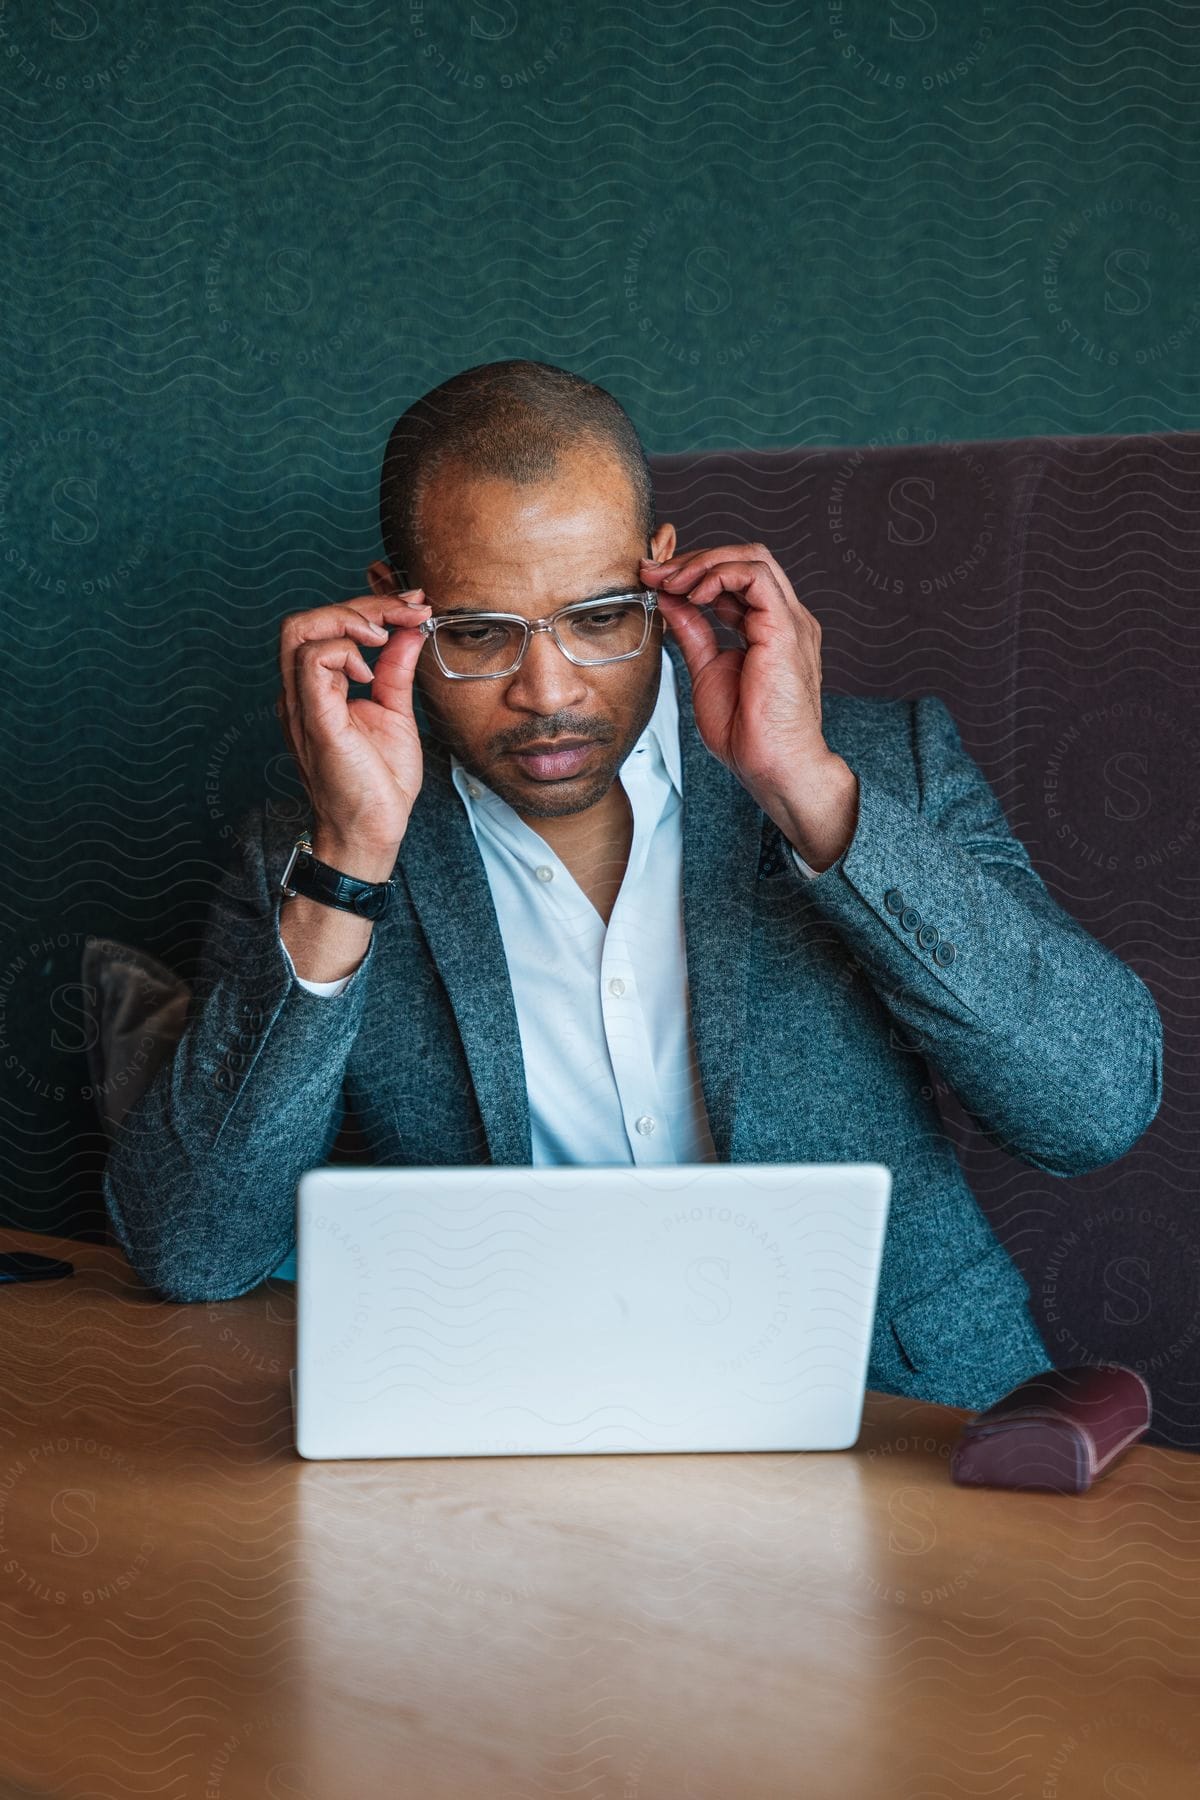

{"left": 511, "top": 740, "right": 599, "bottom": 779}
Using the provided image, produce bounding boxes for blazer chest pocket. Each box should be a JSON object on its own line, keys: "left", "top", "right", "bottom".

{"left": 890, "top": 1241, "right": 1035, "bottom": 1375}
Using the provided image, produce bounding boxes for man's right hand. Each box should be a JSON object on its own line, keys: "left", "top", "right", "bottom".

{"left": 277, "top": 589, "right": 432, "bottom": 882}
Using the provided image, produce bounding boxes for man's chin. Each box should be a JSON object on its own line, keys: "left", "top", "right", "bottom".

{"left": 492, "top": 760, "right": 618, "bottom": 820}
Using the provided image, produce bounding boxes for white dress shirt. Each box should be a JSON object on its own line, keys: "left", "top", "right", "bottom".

{"left": 279, "top": 649, "right": 820, "bottom": 1166}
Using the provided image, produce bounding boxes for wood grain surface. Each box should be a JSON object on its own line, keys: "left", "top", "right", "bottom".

{"left": 0, "top": 1227, "right": 1195, "bottom": 1799}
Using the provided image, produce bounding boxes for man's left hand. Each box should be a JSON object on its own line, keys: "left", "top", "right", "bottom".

{"left": 640, "top": 543, "right": 859, "bottom": 872}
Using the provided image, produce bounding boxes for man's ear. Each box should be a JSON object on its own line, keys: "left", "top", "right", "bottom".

{"left": 366, "top": 559, "right": 400, "bottom": 596}
{"left": 648, "top": 523, "right": 677, "bottom": 563}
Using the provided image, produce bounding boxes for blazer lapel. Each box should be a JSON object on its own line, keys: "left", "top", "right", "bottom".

{"left": 395, "top": 735, "right": 533, "bottom": 1166}
{"left": 664, "top": 634, "right": 764, "bottom": 1160}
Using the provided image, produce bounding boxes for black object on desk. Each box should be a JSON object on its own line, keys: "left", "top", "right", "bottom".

{"left": 0, "top": 1252, "right": 75, "bottom": 1284}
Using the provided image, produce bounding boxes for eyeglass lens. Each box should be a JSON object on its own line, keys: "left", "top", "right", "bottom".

{"left": 433, "top": 597, "right": 648, "bottom": 677}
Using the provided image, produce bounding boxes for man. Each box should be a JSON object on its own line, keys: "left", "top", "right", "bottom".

{"left": 104, "top": 359, "right": 1163, "bottom": 1410}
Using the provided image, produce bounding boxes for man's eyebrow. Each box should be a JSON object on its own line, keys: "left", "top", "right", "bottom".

{"left": 429, "top": 583, "right": 644, "bottom": 619}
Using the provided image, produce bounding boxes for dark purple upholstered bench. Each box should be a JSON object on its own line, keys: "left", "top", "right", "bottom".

{"left": 650, "top": 431, "right": 1200, "bottom": 1452}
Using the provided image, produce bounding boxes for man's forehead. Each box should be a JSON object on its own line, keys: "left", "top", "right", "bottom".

{"left": 416, "top": 519, "right": 643, "bottom": 600}
{"left": 415, "top": 455, "right": 644, "bottom": 568}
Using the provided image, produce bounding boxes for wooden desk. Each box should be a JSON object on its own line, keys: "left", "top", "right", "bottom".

{"left": 0, "top": 1227, "right": 1196, "bottom": 1798}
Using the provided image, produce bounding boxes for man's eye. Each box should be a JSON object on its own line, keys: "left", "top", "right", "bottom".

{"left": 571, "top": 605, "right": 638, "bottom": 631}
{"left": 442, "top": 623, "right": 506, "bottom": 646}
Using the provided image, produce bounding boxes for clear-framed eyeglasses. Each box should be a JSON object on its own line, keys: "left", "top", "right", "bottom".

{"left": 417, "top": 589, "right": 659, "bottom": 680}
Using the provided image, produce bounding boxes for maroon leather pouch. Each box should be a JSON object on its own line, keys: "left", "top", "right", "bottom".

{"left": 950, "top": 1364, "right": 1152, "bottom": 1493}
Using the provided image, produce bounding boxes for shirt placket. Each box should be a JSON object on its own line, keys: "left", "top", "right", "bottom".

{"left": 601, "top": 757, "right": 679, "bottom": 1164}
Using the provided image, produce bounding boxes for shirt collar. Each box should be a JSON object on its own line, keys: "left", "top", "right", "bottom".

{"left": 449, "top": 645, "right": 682, "bottom": 809}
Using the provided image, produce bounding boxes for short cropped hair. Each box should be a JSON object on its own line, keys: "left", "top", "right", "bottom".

{"left": 379, "top": 359, "right": 657, "bottom": 586}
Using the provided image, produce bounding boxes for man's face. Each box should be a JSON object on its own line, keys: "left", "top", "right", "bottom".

{"left": 400, "top": 447, "right": 676, "bottom": 823}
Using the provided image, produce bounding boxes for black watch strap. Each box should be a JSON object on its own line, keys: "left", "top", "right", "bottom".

{"left": 279, "top": 836, "right": 394, "bottom": 921}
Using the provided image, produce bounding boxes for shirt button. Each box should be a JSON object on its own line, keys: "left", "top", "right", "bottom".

{"left": 467, "top": 782, "right": 480, "bottom": 799}
{"left": 635, "top": 1114, "right": 656, "bottom": 1136}
{"left": 608, "top": 977, "right": 626, "bottom": 997}
{"left": 535, "top": 865, "right": 554, "bottom": 882}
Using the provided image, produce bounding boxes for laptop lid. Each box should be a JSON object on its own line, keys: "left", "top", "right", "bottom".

{"left": 294, "top": 1162, "right": 891, "bottom": 1460}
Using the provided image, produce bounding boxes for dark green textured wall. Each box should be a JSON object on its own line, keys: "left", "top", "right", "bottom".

{"left": 2, "top": 2, "right": 1197, "bottom": 1235}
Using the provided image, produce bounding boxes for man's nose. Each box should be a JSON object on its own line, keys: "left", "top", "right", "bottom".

{"left": 505, "top": 624, "right": 590, "bottom": 706}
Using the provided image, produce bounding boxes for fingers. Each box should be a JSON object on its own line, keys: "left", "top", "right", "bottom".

{"left": 710, "top": 591, "right": 751, "bottom": 635}
{"left": 369, "top": 614, "right": 428, "bottom": 716}
{"left": 290, "top": 637, "right": 384, "bottom": 751}
{"left": 644, "top": 547, "right": 820, "bottom": 655}
{"left": 278, "top": 586, "right": 429, "bottom": 676}
{"left": 654, "top": 586, "right": 726, "bottom": 679}
{"left": 276, "top": 688, "right": 298, "bottom": 763}
{"left": 645, "top": 542, "right": 776, "bottom": 578}
{"left": 280, "top": 592, "right": 430, "bottom": 745}
{"left": 643, "top": 544, "right": 806, "bottom": 627}
{"left": 658, "top": 556, "right": 769, "bottom": 605}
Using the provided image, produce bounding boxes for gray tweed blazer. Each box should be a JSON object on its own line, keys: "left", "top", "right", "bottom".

{"left": 103, "top": 635, "right": 1163, "bottom": 1410}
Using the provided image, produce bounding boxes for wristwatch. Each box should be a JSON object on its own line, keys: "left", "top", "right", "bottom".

{"left": 279, "top": 835, "right": 395, "bottom": 921}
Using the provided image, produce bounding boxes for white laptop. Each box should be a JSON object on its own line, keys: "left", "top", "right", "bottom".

{"left": 291, "top": 1162, "right": 891, "bottom": 1460}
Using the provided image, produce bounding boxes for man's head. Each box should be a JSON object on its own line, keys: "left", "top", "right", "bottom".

{"left": 368, "top": 360, "right": 676, "bottom": 823}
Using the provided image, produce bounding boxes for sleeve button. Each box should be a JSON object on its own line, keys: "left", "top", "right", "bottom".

{"left": 884, "top": 888, "right": 905, "bottom": 914}
{"left": 933, "top": 940, "right": 957, "bottom": 967}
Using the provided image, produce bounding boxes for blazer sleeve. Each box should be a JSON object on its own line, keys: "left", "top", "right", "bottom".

{"left": 793, "top": 694, "right": 1164, "bottom": 1177}
{"left": 102, "top": 806, "right": 378, "bottom": 1303}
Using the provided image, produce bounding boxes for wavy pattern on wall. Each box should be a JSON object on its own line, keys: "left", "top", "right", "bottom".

{"left": 1, "top": 4, "right": 1199, "bottom": 1792}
